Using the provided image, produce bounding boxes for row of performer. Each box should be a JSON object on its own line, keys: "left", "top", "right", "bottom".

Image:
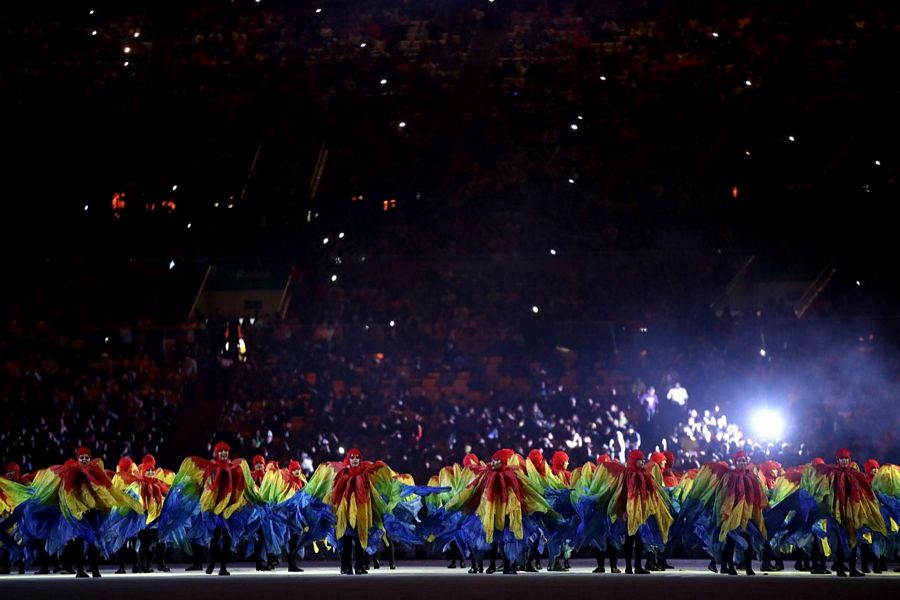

{"left": 1, "top": 443, "right": 899, "bottom": 578}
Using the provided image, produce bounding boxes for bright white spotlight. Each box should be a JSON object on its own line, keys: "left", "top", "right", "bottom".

{"left": 751, "top": 409, "right": 784, "bottom": 440}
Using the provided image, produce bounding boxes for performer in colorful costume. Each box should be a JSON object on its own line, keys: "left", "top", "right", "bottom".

{"left": 800, "top": 448, "right": 887, "bottom": 577}
{"left": 444, "top": 448, "right": 552, "bottom": 574}
{"left": 9, "top": 447, "right": 141, "bottom": 578}
{"left": 0, "top": 463, "right": 32, "bottom": 574}
{"left": 577, "top": 450, "right": 673, "bottom": 574}
{"left": 105, "top": 456, "right": 171, "bottom": 573}
{"left": 867, "top": 460, "right": 900, "bottom": 573}
{"left": 679, "top": 450, "right": 769, "bottom": 575}
{"left": 303, "top": 448, "right": 411, "bottom": 575}
{"left": 159, "top": 441, "right": 259, "bottom": 576}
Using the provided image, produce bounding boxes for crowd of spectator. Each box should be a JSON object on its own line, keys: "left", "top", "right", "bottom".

{"left": 2, "top": 1, "right": 899, "bottom": 479}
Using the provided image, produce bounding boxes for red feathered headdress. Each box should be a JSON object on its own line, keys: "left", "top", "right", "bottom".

{"left": 117, "top": 457, "right": 134, "bottom": 472}
{"left": 4, "top": 462, "right": 19, "bottom": 477}
{"left": 76, "top": 446, "right": 91, "bottom": 458}
{"left": 140, "top": 460, "right": 157, "bottom": 475}
{"left": 649, "top": 451, "right": 667, "bottom": 467}
{"left": 733, "top": 450, "right": 750, "bottom": 462}
{"left": 663, "top": 450, "right": 676, "bottom": 467}
{"left": 759, "top": 460, "right": 782, "bottom": 476}
{"left": 288, "top": 460, "right": 301, "bottom": 472}
{"left": 596, "top": 453, "right": 611, "bottom": 464}
{"left": 491, "top": 448, "right": 515, "bottom": 465}
{"left": 463, "top": 453, "right": 480, "bottom": 467}
{"left": 213, "top": 441, "right": 231, "bottom": 455}
{"left": 627, "top": 450, "right": 645, "bottom": 467}
{"left": 528, "top": 449, "right": 545, "bottom": 466}
{"left": 864, "top": 459, "right": 880, "bottom": 473}
{"left": 551, "top": 451, "right": 569, "bottom": 471}
{"left": 252, "top": 455, "right": 266, "bottom": 467}
{"left": 142, "top": 454, "right": 157, "bottom": 468}
{"left": 835, "top": 448, "right": 852, "bottom": 460}
{"left": 812, "top": 457, "right": 825, "bottom": 465}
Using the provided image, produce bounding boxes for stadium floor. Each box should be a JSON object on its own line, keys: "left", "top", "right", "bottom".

{"left": 1, "top": 559, "right": 898, "bottom": 599}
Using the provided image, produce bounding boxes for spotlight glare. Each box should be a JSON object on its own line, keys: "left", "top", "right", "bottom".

{"left": 751, "top": 409, "right": 784, "bottom": 440}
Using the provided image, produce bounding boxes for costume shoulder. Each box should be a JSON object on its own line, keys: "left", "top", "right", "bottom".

{"left": 303, "top": 462, "right": 338, "bottom": 502}
{"left": 173, "top": 456, "right": 208, "bottom": 488}
{"left": 0, "top": 477, "right": 32, "bottom": 515}
{"left": 873, "top": 464, "right": 900, "bottom": 497}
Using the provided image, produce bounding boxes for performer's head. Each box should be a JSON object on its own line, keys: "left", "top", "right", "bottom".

{"left": 491, "top": 448, "right": 514, "bottom": 470}
{"left": 733, "top": 450, "right": 750, "bottom": 469}
{"left": 463, "top": 453, "right": 480, "bottom": 468}
{"left": 76, "top": 446, "right": 92, "bottom": 466}
{"left": 835, "top": 448, "right": 852, "bottom": 468}
{"left": 864, "top": 459, "right": 880, "bottom": 478}
{"left": 760, "top": 460, "right": 782, "bottom": 478}
{"left": 812, "top": 457, "right": 825, "bottom": 465}
{"left": 596, "top": 453, "right": 611, "bottom": 465}
{"left": 650, "top": 451, "right": 667, "bottom": 470}
{"left": 117, "top": 456, "right": 134, "bottom": 473}
{"left": 527, "top": 449, "right": 545, "bottom": 468}
{"left": 142, "top": 454, "right": 157, "bottom": 468}
{"left": 627, "top": 450, "right": 645, "bottom": 469}
{"left": 663, "top": 450, "right": 676, "bottom": 469}
{"left": 213, "top": 441, "right": 230, "bottom": 460}
{"left": 289, "top": 460, "right": 302, "bottom": 478}
{"left": 345, "top": 448, "right": 362, "bottom": 468}
{"left": 552, "top": 451, "right": 570, "bottom": 472}
{"left": 252, "top": 455, "right": 266, "bottom": 471}
{"left": 4, "top": 462, "right": 19, "bottom": 479}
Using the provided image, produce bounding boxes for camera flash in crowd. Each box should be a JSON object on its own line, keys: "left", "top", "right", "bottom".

{"left": 570, "top": 124, "right": 579, "bottom": 130}
{"left": 84, "top": 204, "right": 89, "bottom": 211}
{"left": 134, "top": 32, "right": 140, "bottom": 39}
{"left": 339, "top": 232, "right": 345, "bottom": 239}
{"left": 399, "top": 121, "right": 407, "bottom": 128}
{"left": 550, "top": 249, "right": 557, "bottom": 255}
{"left": 169, "top": 260, "right": 175, "bottom": 270}
{"left": 532, "top": 306, "right": 540, "bottom": 314}
{"left": 788, "top": 135, "right": 795, "bottom": 142}
{"left": 316, "top": 8, "right": 322, "bottom": 14}
{"left": 759, "top": 348, "right": 766, "bottom": 357}
{"left": 92, "top": 30, "right": 98, "bottom": 36}
{"left": 568, "top": 178, "right": 574, "bottom": 184}
{"left": 323, "top": 237, "right": 329, "bottom": 244}
{"left": 172, "top": 184, "right": 178, "bottom": 191}
{"left": 331, "top": 274, "right": 338, "bottom": 282}
{"left": 380, "top": 79, "right": 388, "bottom": 85}
{"left": 124, "top": 46, "right": 131, "bottom": 54}
{"left": 390, "top": 320, "right": 396, "bottom": 327}
{"left": 874, "top": 160, "right": 881, "bottom": 166}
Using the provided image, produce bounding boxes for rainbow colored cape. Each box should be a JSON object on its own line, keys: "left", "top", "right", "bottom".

{"left": 801, "top": 463, "right": 887, "bottom": 547}
{"left": 444, "top": 456, "right": 552, "bottom": 544}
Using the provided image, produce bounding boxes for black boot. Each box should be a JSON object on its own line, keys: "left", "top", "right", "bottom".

{"left": 502, "top": 553, "right": 516, "bottom": 575}
{"left": 288, "top": 535, "right": 303, "bottom": 572}
{"left": 155, "top": 540, "right": 170, "bottom": 572}
{"left": 218, "top": 531, "right": 232, "bottom": 576}
{"left": 486, "top": 544, "right": 498, "bottom": 574}
{"left": 88, "top": 545, "right": 102, "bottom": 578}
